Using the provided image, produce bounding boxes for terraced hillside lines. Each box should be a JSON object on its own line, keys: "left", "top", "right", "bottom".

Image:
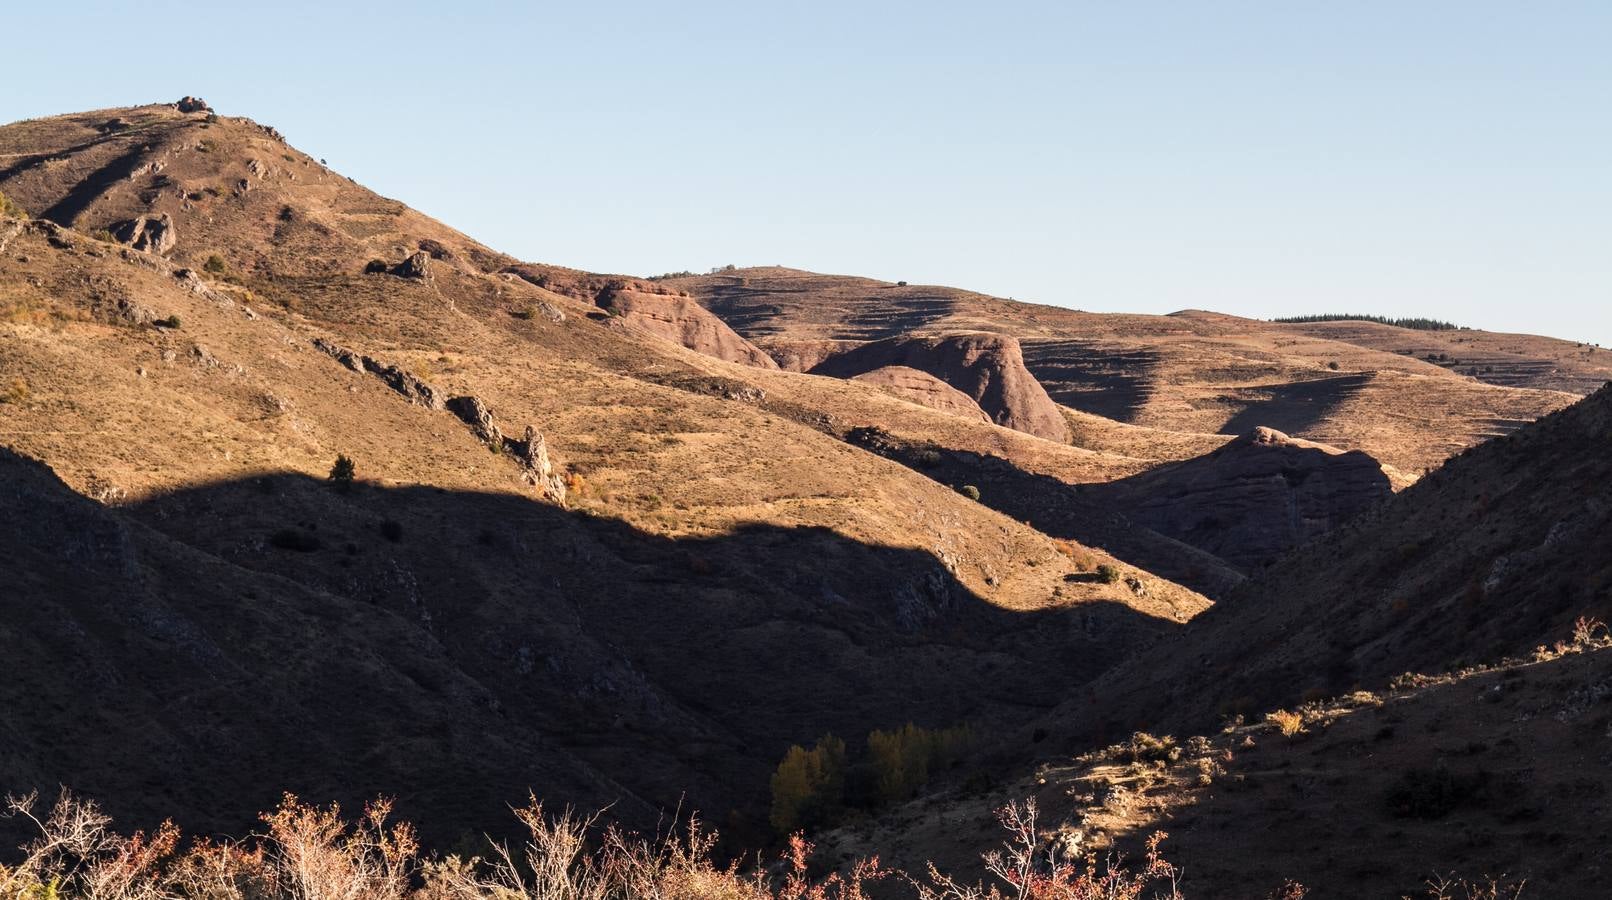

{"left": 685, "top": 268, "right": 971, "bottom": 342}
{"left": 1283, "top": 318, "right": 1612, "bottom": 394}
{"left": 678, "top": 268, "right": 1583, "bottom": 474}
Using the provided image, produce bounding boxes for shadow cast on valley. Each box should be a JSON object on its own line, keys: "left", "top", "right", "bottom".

{"left": 0, "top": 447, "right": 1173, "bottom": 850}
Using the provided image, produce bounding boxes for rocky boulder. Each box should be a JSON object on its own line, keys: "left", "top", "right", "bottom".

{"left": 110, "top": 214, "right": 177, "bottom": 255}
{"left": 596, "top": 289, "right": 779, "bottom": 369}
{"left": 173, "top": 96, "right": 211, "bottom": 113}
{"left": 1089, "top": 426, "right": 1396, "bottom": 571}
{"left": 812, "top": 333, "right": 1068, "bottom": 441}
{"left": 850, "top": 366, "right": 992, "bottom": 423}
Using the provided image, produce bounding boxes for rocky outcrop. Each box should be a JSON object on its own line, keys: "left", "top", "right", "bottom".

{"left": 1090, "top": 426, "right": 1394, "bottom": 571}
{"left": 173, "top": 97, "right": 211, "bottom": 113}
{"left": 512, "top": 425, "right": 566, "bottom": 501}
{"left": 850, "top": 366, "right": 992, "bottom": 423}
{"left": 110, "top": 214, "right": 176, "bottom": 255}
{"left": 364, "top": 251, "right": 434, "bottom": 280}
{"left": 812, "top": 333, "right": 1068, "bottom": 441}
{"left": 311, "top": 339, "right": 442, "bottom": 409}
{"left": 447, "top": 395, "right": 566, "bottom": 503}
{"left": 310, "top": 341, "right": 566, "bottom": 502}
{"left": 597, "top": 289, "right": 779, "bottom": 369}
{"left": 446, "top": 395, "right": 502, "bottom": 446}
{"left": 393, "top": 250, "right": 432, "bottom": 280}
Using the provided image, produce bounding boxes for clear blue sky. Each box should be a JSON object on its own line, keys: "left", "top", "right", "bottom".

{"left": 7, "top": 1, "right": 1610, "bottom": 345}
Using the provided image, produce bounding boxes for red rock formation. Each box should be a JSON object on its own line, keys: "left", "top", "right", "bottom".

{"left": 850, "top": 366, "right": 992, "bottom": 423}
{"left": 599, "top": 290, "right": 779, "bottom": 369}
{"left": 812, "top": 333, "right": 1068, "bottom": 441}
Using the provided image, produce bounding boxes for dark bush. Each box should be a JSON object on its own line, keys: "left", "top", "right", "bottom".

{"left": 380, "top": 519, "right": 403, "bottom": 542}
{"left": 268, "top": 529, "right": 322, "bottom": 552}
{"left": 1097, "top": 563, "right": 1122, "bottom": 584}
{"left": 1387, "top": 766, "right": 1488, "bottom": 819}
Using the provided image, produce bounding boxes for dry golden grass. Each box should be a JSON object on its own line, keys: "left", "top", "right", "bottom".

{"left": 1264, "top": 709, "right": 1304, "bottom": 738}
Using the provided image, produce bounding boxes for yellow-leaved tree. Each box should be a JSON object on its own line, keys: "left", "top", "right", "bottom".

{"left": 768, "top": 734, "right": 846, "bottom": 833}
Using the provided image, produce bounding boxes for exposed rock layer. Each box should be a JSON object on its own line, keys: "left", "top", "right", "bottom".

{"left": 597, "top": 289, "right": 779, "bottom": 369}
{"left": 850, "top": 365, "right": 992, "bottom": 423}
{"left": 812, "top": 333, "right": 1069, "bottom": 441}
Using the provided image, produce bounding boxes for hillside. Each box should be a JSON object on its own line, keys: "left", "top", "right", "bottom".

{"left": 4, "top": 98, "right": 1610, "bottom": 895}
{"left": 1068, "top": 381, "right": 1612, "bottom": 742}
{"left": 668, "top": 268, "right": 1587, "bottom": 473}
{"left": 819, "top": 383, "right": 1612, "bottom": 897}
{"left": 0, "top": 102, "right": 1208, "bottom": 844}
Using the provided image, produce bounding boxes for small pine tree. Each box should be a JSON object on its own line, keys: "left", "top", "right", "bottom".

{"left": 1097, "top": 563, "right": 1122, "bottom": 584}
{"left": 328, "top": 454, "right": 356, "bottom": 491}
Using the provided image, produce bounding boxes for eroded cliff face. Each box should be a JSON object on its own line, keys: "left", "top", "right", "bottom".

{"left": 812, "top": 333, "right": 1069, "bottom": 441}
{"left": 850, "top": 366, "right": 992, "bottom": 423}
{"left": 597, "top": 289, "right": 779, "bottom": 369}
{"left": 1091, "top": 426, "right": 1396, "bottom": 571}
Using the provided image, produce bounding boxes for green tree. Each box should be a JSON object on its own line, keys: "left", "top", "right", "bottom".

{"left": 328, "top": 454, "right": 356, "bottom": 492}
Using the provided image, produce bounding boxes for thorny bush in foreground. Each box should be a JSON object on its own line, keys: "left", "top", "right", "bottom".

{"left": 0, "top": 790, "right": 1516, "bottom": 899}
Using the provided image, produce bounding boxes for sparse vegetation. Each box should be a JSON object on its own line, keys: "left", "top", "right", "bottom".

{"left": 203, "top": 254, "right": 228, "bottom": 274}
{"left": 1, "top": 378, "right": 29, "bottom": 405}
{"left": 958, "top": 484, "right": 980, "bottom": 501}
{"left": 153, "top": 314, "right": 181, "bottom": 329}
{"left": 1272, "top": 314, "right": 1466, "bottom": 331}
{"left": 0, "top": 790, "right": 1224, "bottom": 900}
{"left": 0, "top": 189, "right": 27, "bottom": 218}
{"left": 1104, "top": 731, "right": 1181, "bottom": 765}
{"left": 1096, "top": 563, "right": 1122, "bottom": 584}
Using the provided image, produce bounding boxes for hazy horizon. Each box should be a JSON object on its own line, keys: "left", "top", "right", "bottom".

{"left": 6, "top": 1, "right": 1608, "bottom": 346}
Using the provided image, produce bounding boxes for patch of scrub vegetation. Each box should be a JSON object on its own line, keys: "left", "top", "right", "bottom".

{"left": 0, "top": 190, "right": 27, "bottom": 218}
{"left": 769, "top": 723, "right": 974, "bottom": 833}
